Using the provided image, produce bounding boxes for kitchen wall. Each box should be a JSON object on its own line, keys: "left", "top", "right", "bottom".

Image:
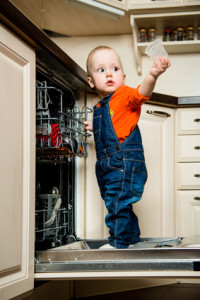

{"left": 52, "top": 34, "right": 200, "bottom": 97}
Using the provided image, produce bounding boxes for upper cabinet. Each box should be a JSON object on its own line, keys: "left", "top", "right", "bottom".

{"left": 184, "top": 0, "right": 200, "bottom": 6}
{"left": 97, "top": 0, "right": 200, "bottom": 10}
{"left": 127, "top": 0, "right": 184, "bottom": 10}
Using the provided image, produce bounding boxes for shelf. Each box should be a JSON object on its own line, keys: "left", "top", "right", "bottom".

{"left": 138, "top": 40, "right": 200, "bottom": 55}
{"left": 130, "top": 11, "right": 200, "bottom": 75}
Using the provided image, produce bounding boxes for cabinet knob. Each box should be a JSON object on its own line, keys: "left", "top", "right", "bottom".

{"left": 194, "top": 197, "right": 200, "bottom": 201}
{"left": 194, "top": 118, "right": 200, "bottom": 122}
{"left": 194, "top": 146, "right": 200, "bottom": 150}
{"left": 194, "top": 174, "right": 200, "bottom": 178}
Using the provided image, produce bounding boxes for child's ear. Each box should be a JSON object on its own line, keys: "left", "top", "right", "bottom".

{"left": 123, "top": 73, "right": 126, "bottom": 82}
{"left": 87, "top": 77, "right": 95, "bottom": 88}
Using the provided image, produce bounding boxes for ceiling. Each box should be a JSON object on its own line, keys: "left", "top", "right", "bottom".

{"left": 10, "top": 0, "right": 131, "bottom": 36}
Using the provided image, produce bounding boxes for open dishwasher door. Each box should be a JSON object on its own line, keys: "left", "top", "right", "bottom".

{"left": 35, "top": 236, "right": 200, "bottom": 274}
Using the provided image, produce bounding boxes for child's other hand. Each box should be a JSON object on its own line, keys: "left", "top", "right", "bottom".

{"left": 150, "top": 57, "right": 171, "bottom": 78}
{"left": 84, "top": 120, "right": 93, "bottom": 131}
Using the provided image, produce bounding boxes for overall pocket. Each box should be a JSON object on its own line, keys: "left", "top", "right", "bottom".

{"left": 130, "top": 162, "right": 147, "bottom": 197}
{"left": 107, "top": 152, "right": 124, "bottom": 171}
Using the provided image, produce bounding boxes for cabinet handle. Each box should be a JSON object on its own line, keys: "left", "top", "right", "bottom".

{"left": 194, "top": 119, "right": 200, "bottom": 122}
{"left": 194, "top": 146, "right": 200, "bottom": 150}
{"left": 146, "top": 110, "right": 171, "bottom": 117}
{"left": 194, "top": 197, "right": 200, "bottom": 201}
{"left": 194, "top": 174, "right": 200, "bottom": 178}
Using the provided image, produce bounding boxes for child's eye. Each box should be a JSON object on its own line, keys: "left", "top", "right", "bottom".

{"left": 112, "top": 67, "right": 118, "bottom": 72}
{"left": 97, "top": 68, "right": 104, "bottom": 73}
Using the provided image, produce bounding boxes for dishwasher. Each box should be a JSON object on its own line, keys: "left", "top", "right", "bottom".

{"left": 34, "top": 70, "right": 200, "bottom": 275}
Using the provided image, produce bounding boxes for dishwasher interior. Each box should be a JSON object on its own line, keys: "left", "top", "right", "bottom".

{"left": 35, "top": 70, "right": 91, "bottom": 251}
{"left": 35, "top": 71, "right": 200, "bottom": 274}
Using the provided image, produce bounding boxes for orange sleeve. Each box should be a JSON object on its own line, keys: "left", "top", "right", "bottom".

{"left": 128, "top": 85, "right": 151, "bottom": 108}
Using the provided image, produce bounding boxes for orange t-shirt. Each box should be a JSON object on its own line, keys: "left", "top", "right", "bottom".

{"left": 109, "top": 85, "right": 150, "bottom": 143}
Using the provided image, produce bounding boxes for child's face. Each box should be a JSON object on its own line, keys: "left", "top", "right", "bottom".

{"left": 87, "top": 49, "right": 126, "bottom": 98}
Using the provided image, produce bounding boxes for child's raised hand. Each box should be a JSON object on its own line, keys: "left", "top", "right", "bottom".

{"left": 84, "top": 120, "right": 93, "bottom": 132}
{"left": 150, "top": 57, "right": 171, "bottom": 78}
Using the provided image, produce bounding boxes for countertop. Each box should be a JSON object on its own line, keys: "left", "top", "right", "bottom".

{"left": 1, "top": 0, "right": 199, "bottom": 108}
{"left": 149, "top": 93, "right": 200, "bottom": 108}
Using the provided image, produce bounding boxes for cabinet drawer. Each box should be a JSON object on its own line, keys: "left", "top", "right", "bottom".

{"left": 177, "top": 108, "right": 200, "bottom": 134}
{"left": 177, "top": 135, "right": 200, "bottom": 162}
{"left": 177, "top": 163, "right": 200, "bottom": 189}
{"left": 176, "top": 190, "right": 200, "bottom": 237}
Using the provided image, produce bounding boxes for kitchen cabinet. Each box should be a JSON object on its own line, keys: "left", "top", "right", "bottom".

{"left": 184, "top": 0, "right": 200, "bottom": 6}
{"left": 0, "top": 24, "right": 35, "bottom": 299}
{"left": 128, "top": 0, "right": 184, "bottom": 9}
{"left": 176, "top": 108, "right": 200, "bottom": 236}
{"left": 130, "top": 11, "right": 200, "bottom": 74}
{"left": 96, "top": 0, "right": 127, "bottom": 10}
{"left": 135, "top": 104, "right": 175, "bottom": 237}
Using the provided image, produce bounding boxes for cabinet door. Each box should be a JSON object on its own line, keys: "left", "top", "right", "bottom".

{"left": 128, "top": 0, "right": 183, "bottom": 9}
{"left": 177, "top": 191, "right": 200, "bottom": 236}
{"left": 135, "top": 104, "right": 175, "bottom": 237}
{"left": 0, "top": 25, "right": 35, "bottom": 299}
{"left": 184, "top": 0, "right": 200, "bottom": 5}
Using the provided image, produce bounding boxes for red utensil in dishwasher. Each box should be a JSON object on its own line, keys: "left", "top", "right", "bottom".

{"left": 50, "top": 124, "right": 62, "bottom": 148}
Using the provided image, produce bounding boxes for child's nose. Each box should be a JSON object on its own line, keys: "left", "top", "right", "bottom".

{"left": 106, "top": 70, "right": 113, "bottom": 77}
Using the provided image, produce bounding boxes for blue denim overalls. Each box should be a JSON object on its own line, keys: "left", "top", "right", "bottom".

{"left": 93, "top": 92, "right": 148, "bottom": 249}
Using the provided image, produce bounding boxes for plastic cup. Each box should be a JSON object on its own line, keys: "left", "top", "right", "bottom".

{"left": 145, "top": 39, "right": 168, "bottom": 59}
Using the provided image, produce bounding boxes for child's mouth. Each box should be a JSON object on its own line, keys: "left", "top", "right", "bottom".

{"left": 106, "top": 80, "right": 114, "bottom": 86}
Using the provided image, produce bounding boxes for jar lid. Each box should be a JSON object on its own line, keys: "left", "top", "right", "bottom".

{"left": 177, "top": 27, "right": 184, "bottom": 31}
{"left": 164, "top": 29, "right": 173, "bottom": 33}
{"left": 149, "top": 28, "right": 156, "bottom": 32}
{"left": 187, "top": 26, "right": 194, "bottom": 30}
{"left": 139, "top": 28, "right": 147, "bottom": 32}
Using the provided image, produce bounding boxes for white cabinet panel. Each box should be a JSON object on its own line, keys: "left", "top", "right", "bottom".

{"left": 184, "top": 0, "right": 200, "bottom": 5}
{"left": 135, "top": 104, "right": 175, "bottom": 237}
{"left": 176, "top": 108, "right": 200, "bottom": 237}
{"left": 177, "top": 135, "right": 200, "bottom": 162}
{"left": 177, "top": 108, "right": 200, "bottom": 134}
{"left": 0, "top": 25, "right": 35, "bottom": 300}
{"left": 128, "top": 0, "right": 183, "bottom": 9}
{"left": 177, "top": 191, "right": 200, "bottom": 236}
{"left": 177, "top": 163, "right": 200, "bottom": 189}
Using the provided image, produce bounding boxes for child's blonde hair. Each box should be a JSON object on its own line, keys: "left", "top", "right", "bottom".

{"left": 86, "top": 46, "right": 123, "bottom": 77}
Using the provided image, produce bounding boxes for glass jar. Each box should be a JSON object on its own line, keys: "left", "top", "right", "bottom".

{"left": 177, "top": 27, "right": 184, "bottom": 41}
{"left": 197, "top": 26, "right": 200, "bottom": 40}
{"left": 139, "top": 28, "right": 147, "bottom": 42}
{"left": 163, "top": 29, "right": 173, "bottom": 41}
{"left": 187, "top": 26, "right": 194, "bottom": 40}
{"left": 149, "top": 27, "right": 156, "bottom": 42}
{"left": 173, "top": 29, "right": 178, "bottom": 41}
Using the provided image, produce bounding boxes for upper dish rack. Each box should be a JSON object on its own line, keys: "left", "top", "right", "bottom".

{"left": 36, "top": 80, "right": 92, "bottom": 158}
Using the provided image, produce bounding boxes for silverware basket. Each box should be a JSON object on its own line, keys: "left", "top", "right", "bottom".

{"left": 35, "top": 194, "right": 67, "bottom": 243}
